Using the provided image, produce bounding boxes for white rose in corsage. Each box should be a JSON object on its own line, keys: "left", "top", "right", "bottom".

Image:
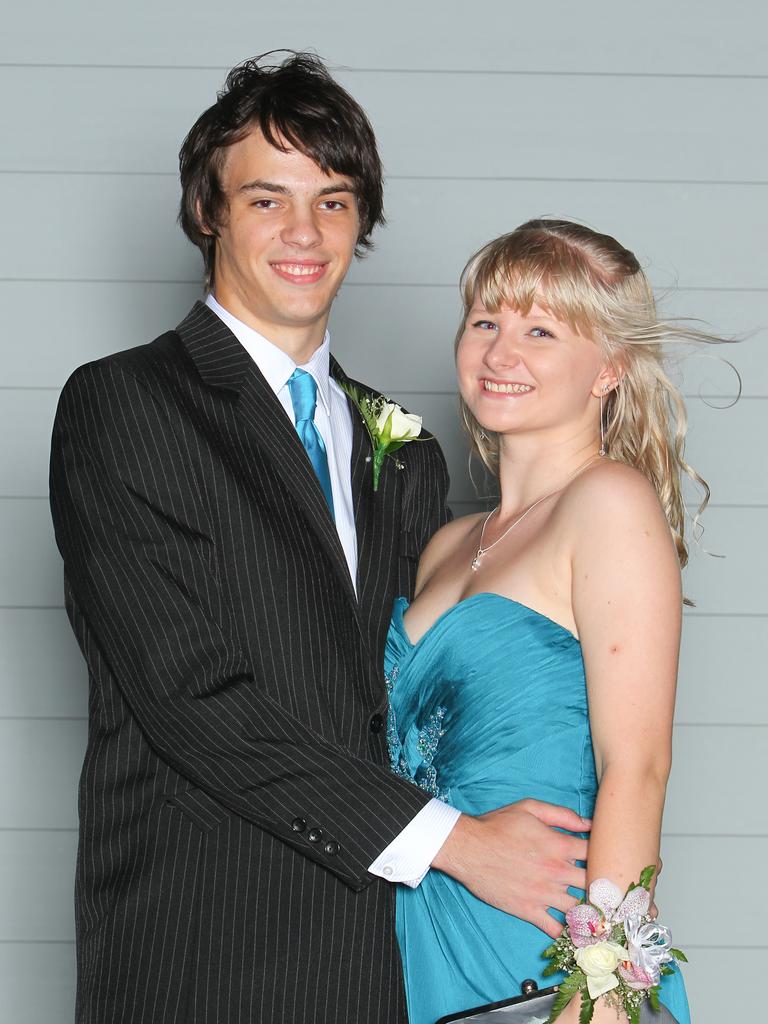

{"left": 541, "top": 866, "right": 687, "bottom": 1024}
{"left": 339, "top": 382, "right": 425, "bottom": 491}
{"left": 574, "top": 940, "right": 624, "bottom": 998}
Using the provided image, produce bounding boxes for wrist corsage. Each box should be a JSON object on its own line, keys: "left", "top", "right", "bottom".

{"left": 340, "top": 382, "right": 424, "bottom": 490}
{"left": 542, "top": 866, "right": 687, "bottom": 1024}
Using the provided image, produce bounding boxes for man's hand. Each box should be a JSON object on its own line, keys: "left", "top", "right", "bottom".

{"left": 431, "top": 799, "right": 590, "bottom": 939}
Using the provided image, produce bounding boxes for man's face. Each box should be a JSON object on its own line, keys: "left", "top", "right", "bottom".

{"left": 211, "top": 127, "right": 361, "bottom": 357}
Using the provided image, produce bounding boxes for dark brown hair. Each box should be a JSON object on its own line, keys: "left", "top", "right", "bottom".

{"left": 178, "top": 51, "right": 385, "bottom": 288}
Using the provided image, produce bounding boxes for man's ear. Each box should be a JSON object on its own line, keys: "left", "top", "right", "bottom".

{"left": 196, "top": 199, "right": 216, "bottom": 237}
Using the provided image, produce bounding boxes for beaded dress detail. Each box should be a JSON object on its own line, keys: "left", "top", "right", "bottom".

{"left": 384, "top": 593, "right": 690, "bottom": 1024}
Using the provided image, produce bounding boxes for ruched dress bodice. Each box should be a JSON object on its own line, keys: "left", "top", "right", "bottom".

{"left": 385, "top": 594, "right": 689, "bottom": 1024}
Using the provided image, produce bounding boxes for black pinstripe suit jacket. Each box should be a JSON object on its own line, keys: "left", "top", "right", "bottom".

{"left": 49, "top": 301, "right": 452, "bottom": 1024}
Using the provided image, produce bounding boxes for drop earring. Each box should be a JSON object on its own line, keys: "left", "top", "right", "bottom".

{"left": 599, "top": 385, "right": 609, "bottom": 457}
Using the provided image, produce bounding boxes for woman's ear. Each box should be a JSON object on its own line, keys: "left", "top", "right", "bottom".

{"left": 592, "top": 363, "right": 623, "bottom": 398}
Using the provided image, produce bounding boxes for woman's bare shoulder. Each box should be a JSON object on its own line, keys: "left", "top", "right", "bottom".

{"left": 561, "top": 459, "right": 664, "bottom": 519}
{"left": 558, "top": 459, "right": 676, "bottom": 566}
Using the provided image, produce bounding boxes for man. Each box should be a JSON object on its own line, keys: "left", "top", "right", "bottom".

{"left": 50, "top": 53, "right": 589, "bottom": 1023}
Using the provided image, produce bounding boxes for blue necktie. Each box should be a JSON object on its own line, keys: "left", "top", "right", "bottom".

{"left": 287, "top": 369, "right": 335, "bottom": 519}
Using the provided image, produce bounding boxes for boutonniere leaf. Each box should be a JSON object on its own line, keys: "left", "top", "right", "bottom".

{"left": 340, "top": 382, "right": 424, "bottom": 490}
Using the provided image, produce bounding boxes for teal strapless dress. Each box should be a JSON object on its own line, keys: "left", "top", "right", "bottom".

{"left": 385, "top": 594, "right": 689, "bottom": 1024}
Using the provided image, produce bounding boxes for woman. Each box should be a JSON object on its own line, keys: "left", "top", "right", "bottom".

{"left": 385, "top": 220, "right": 703, "bottom": 1024}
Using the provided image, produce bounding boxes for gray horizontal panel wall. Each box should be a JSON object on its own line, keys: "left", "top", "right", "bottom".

{"left": 4, "top": 67, "right": 768, "bottom": 182}
{"left": 3, "top": 0, "right": 764, "bottom": 74}
{"left": 4, "top": 174, "right": 768, "bottom": 287}
{"left": 3, "top": 4, "right": 766, "bottom": 1021}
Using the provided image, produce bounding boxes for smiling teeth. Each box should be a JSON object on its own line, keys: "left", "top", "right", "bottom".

{"left": 275, "top": 264, "right": 323, "bottom": 276}
{"left": 484, "top": 381, "right": 533, "bottom": 393}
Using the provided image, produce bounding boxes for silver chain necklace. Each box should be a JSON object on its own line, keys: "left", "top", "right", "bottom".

{"left": 471, "top": 456, "right": 599, "bottom": 572}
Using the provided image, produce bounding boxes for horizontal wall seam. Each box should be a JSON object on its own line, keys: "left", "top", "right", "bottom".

{"left": 0, "top": 716, "right": 86, "bottom": 721}
{"left": 1, "top": 62, "right": 767, "bottom": 81}
{"left": 1, "top": 279, "right": 766, "bottom": 292}
{"left": 0, "top": 938, "right": 75, "bottom": 944}
{"left": 2, "top": 495, "right": 767, "bottom": 510}
{"left": 9, "top": 604, "right": 765, "bottom": 615}
{"left": 2, "top": 169, "right": 768, "bottom": 187}
{"left": 1, "top": 717, "right": 764, "bottom": 727}
{"left": 0, "top": 605, "right": 64, "bottom": 610}
{"left": 0, "top": 826, "right": 762, "bottom": 837}
{"left": 1, "top": 387, "right": 763, "bottom": 400}
{"left": 0, "top": 827, "right": 78, "bottom": 831}
{"left": 0, "top": 938, "right": 763, "bottom": 948}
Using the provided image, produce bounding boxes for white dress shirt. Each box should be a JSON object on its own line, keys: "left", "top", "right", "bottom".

{"left": 205, "top": 294, "right": 460, "bottom": 885}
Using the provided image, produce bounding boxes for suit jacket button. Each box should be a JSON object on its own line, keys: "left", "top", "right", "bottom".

{"left": 291, "top": 817, "right": 307, "bottom": 833}
{"left": 308, "top": 827, "right": 323, "bottom": 843}
{"left": 369, "top": 713, "right": 384, "bottom": 734}
{"left": 324, "top": 840, "right": 340, "bottom": 856}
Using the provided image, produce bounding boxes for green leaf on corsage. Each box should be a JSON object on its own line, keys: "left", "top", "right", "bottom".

{"left": 548, "top": 970, "right": 585, "bottom": 1023}
{"left": 578, "top": 993, "right": 595, "bottom": 1024}
{"left": 638, "top": 865, "right": 657, "bottom": 891}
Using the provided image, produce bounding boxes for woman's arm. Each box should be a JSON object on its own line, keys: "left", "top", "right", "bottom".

{"left": 563, "top": 463, "right": 683, "bottom": 1020}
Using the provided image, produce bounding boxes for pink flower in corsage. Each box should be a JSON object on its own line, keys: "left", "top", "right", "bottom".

{"left": 541, "top": 866, "right": 687, "bottom": 1024}
{"left": 565, "top": 877, "right": 650, "bottom": 948}
{"left": 590, "top": 877, "right": 651, "bottom": 923}
{"left": 618, "top": 960, "right": 655, "bottom": 991}
{"left": 564, "top": 904, "right": 608, "bottom": 948}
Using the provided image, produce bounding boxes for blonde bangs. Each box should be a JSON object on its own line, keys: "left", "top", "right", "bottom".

{"left": 462, "top": 229, "right": 634, "bottom": 340}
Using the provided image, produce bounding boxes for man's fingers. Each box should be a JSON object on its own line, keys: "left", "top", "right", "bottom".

{"left": 559, "top": 836, "right": 588, "bottom": 864}
{"left": 547, "top": 891, "right": 580, "bottom": 916}
{"left": 523, "top": 800, "right": 591, "bottom": 833}
{"left": 560, "top": 864, "right": 587, "bottom": 892}
{"left": 532, "top": 910, "right": 565, "bottom": 940}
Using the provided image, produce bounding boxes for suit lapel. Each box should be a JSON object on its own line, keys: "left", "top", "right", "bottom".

{"left": 335, "top": 361, "right": 402, "bottom": 656}
{"left": 176, "top": 303, "right": 358, "bottom": 610}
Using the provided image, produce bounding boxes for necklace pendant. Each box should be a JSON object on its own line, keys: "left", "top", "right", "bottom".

{"left": 471, "top": 554, "right": 482, "bottom": 572}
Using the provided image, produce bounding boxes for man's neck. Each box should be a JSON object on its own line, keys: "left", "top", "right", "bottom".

{"left": 209, "top": 289, "right": 328, "bottom": 364}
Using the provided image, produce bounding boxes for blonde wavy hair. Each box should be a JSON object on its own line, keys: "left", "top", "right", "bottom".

{"left": 456, "top": 218, "right": 723, "bottom": 569}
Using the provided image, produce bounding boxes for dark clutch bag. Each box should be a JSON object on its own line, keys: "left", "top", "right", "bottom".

{"left": 434, "top": 979, "right": 679, "bottom": 1024}
{"left": 434, "top": 980, "right": 559, "bottom": 1023}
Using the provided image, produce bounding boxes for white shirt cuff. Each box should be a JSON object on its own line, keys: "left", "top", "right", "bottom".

{"left": 368, "top": 799, "right": 461, "bottom": 887}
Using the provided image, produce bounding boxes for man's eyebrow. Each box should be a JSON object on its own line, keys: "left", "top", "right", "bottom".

{"left": 237, "top": 179, "right": 356, "bottom": 197}
{"left": 238, "top": 179, "right": 290, "bottom": 195}
{"left": 317, "top": 181, "right": 356, "bottom": 196}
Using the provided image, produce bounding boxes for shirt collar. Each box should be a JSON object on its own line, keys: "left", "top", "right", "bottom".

{"left": 205, "top": 293, "right": 332, "bottom": 414}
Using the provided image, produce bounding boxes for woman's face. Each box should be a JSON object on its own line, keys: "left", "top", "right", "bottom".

{"left": 456, "top": 298, "right": 610, "bottom": 444}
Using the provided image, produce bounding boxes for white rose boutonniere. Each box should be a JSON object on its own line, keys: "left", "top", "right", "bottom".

{"left": 340, "top": 383, "right": 425, "bottom": 491}
{"left": 375, "top": 402, "right": 423, "bottom": 442}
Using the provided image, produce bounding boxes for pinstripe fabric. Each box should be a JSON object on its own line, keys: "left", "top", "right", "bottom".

{"left": 49, "top": 301, "right": 451, "bottom": 1024}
